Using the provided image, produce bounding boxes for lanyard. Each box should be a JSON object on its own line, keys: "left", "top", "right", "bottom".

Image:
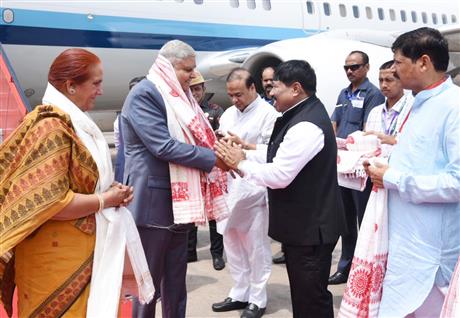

{"left": 381, "top": 109, "right": 399, "bottom": 136}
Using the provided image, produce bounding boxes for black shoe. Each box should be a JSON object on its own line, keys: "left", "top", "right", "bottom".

{"left": 212, "top": 297, "right": 248, "bottom": 312}
{"left": 187, "top": 253, "right": 197, "bottom": 263}
{"left": 213, "top": 255, "right": 225, "bottom": 270}
{"left": 328, "top": 271, "right": 348, "bottom": 285}
{"left": 241, "top": 303, "right": 266, "bottom": 318}
{"left": 272, "top": 252, "right": 285, "bottom": 264}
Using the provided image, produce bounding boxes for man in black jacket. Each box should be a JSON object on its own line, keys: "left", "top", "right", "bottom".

{"left": 215, "top": 60, "right": 346, "bottom": 317}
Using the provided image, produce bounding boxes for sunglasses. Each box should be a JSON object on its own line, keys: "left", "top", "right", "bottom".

{"left": 343, "top": 64, "right": 365, "bottom": 72}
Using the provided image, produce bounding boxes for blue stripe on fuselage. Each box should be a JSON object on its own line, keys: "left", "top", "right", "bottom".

{"left": 0, "top": 25, "right": 277, "bottom": 50}
{"left": 1, "top": 8, "right": 312, "bottom": 50}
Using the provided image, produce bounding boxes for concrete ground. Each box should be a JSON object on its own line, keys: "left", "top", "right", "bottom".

{"left": 105, "top": 132, "right": 347, "bottom": 317}
{"left": 159, "top": 227, "right": 346, "bottom": 317}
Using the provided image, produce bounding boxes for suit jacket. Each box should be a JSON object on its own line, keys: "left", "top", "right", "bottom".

{"left": 120, "top": 79, "right": 215, "bottom": 227}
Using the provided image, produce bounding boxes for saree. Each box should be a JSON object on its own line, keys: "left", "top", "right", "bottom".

{"left": 0, "top": 105, "right": 99, "bottom": 317}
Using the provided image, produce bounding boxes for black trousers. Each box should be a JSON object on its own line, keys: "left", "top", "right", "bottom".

{"left": 336, "top": 179, "right": 372, "bottom": 274}
{"left": 284, "top": 243, "right": 336, "bottom": 318}
{"left": 187, "top": 220, "right": 223, "bottom": 258}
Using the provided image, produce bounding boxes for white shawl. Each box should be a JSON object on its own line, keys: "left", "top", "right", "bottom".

{"left": 42, "top": 83, "right": 154, "bottom": 317}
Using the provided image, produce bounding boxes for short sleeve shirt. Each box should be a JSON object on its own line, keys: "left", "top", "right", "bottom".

{"left": 331, "top": 78, "right": 385, "bottom": 138}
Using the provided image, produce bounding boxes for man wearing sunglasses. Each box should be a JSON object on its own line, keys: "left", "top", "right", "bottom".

{"left": 329, "top": 50, "right": 385, "bottom": 285}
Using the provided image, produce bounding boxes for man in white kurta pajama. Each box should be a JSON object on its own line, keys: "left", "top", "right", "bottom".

{"left": 212, "top": 68, "right": 279, "bottom": 318}
{"left": 367, "top": 28, "right": 460, "bottom": 318}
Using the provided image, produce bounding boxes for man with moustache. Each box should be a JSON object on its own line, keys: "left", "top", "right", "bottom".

{"left": 329, "top": 50, "right": 385, "bottom": 285}
{"left": 260, "top": 66, "right": 275, "bottom": 105}
{"left": 366, "top": 27, "right": 460, "bottom": 317}
{"left": 215, "top": 60, "right": 346, "bottom": 317}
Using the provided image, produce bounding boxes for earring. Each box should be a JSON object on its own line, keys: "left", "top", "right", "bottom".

{"left": 69, "top": 88, "right": 76, "bottom": 94}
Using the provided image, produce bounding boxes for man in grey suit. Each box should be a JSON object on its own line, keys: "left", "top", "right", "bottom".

{"left": 121, "top": 40, "right": 229, "bottom": 318}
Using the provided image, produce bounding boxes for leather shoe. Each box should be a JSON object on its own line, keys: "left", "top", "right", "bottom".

{"left": 213, "top": 255, "right": 225, "bottom": 271}
{"left": 241, "top": 303, "right": 266, "bottom": 318}
{"left": 212, "top": 297, "right": 248, "bottom": 312}
{"left": 272, "top": 252, "right": 285, "bottom": 264}
{"left": 328, "top": 271, "right": 348, "bottom": 285}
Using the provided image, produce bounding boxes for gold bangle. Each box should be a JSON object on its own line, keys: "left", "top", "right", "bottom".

{"left": 96, "top": 193, "right": 104, "bottom": 213}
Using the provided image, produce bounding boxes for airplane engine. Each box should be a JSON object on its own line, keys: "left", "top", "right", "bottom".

{"left": 242, "top": 36, "right": 394, "bottom": 114}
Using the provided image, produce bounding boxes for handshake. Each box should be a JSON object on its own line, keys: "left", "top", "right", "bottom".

{"left": 213, "top": 131, "right": 254, "bottom": 176}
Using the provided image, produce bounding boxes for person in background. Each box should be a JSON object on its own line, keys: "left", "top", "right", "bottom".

{"left": 190, "top": 71, "right": 224, "bottom": 131}
{"left": 364, "top": 60, "right": 413, "bottom": 154}
{"left": 114, "top": 76, "right": 146, "bottom": 183}
{"left": 366, "top": 27, "right": 460, "bottom": 318}
{"left": 0, "top": 48, "right": 133, "bottom": 317}
{"left": 187, "top": 71, "right": 225, "bottom": 270}
{"left": 260, "top": 66, "right": 275, "bottom": 105}
{"left": 329, "top": 50, "right": 385, "bottom": 285}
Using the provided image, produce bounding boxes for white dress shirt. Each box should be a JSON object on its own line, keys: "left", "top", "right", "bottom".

{"left": 238, "top": 98, "right": 325, "bottom": 189}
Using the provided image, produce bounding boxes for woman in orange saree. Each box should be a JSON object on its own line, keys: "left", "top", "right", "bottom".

{"left": 0, "top": 49, "right": 133, "bottom": 317}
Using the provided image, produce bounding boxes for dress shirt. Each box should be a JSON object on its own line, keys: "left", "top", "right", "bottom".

{"left": 378, "top": 77, "right": 460, "bottom": 317}
{"left": 365, "top": 92, "right": 413, "bottom": 135}
{"left": 365, "top": 93, "right": 413, "bottom": 157}
{"left": 238, "top": 98, "right": 325, "bottom": 189}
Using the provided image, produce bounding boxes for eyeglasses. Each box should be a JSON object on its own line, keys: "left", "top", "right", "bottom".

{"left": 343, "top": 64, "right": 365, "bottom": 72}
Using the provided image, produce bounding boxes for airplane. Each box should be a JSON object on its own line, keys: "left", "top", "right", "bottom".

{"left": 1, "top": 0, "right": 459, "bottom": 131}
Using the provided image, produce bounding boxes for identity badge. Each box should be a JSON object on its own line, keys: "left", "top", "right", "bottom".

{"left": 351, "top": 99, "right": 364, "bottom": 109}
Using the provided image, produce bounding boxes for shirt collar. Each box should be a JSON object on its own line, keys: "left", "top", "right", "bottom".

{"left": 239, "top": 95, "right": 260, "bottom": 114}
{"left": 345, "top": 78, "right": 371, "bottom": 95}
{"left": 282, "top": 97, "right": 309, "bottom": 115}
{"left": 384, "top": 93, "right": 407, "bottom": 114}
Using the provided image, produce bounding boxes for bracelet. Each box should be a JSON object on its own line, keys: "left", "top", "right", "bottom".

{"left": 96, "top": 193, "right": 104, "bottom": 213}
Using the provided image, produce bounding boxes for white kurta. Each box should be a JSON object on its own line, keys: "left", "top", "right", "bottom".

{"left": 218, "top": 96, "right": 279, "bottom": 308}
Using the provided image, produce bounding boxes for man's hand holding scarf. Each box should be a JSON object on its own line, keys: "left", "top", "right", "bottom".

{"left": 363, "top": 159, "right": 389, "bottom": 188}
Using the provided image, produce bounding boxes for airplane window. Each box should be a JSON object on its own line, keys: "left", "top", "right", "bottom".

{"left": 365, "top": 6, "right": 373, "bottom": 19}
{"left": 193, "top": 0, "right": 203, "bottom": 4}
{"left": 247, "top": 0, "right": 256, "bottom": 9}
{"left": 352, "top": 5, "right": 359, "bottom": 18}
{"left": 378, "top": 8, "right": 384, "bottom": 20}
{"left": 323, "top": 2, "right": 331, "bottom": 16}
{"left": 411, "top": 11, "right": 417, "bottom": 23}
{"left": 262, "top": 0, "right": 271, "bottom": 10}
{"left": 389, "top": 9, "right": 396, "bottom": 21}
{"left": 230, "top": 0, "right": 239, "bottom": 8}
{"left": 306, "top": 1, "right": 314, "bottom": 14}
{"left": 441, "top": 14, "right": 447, "bottom": 24}
{"left": 400, "top": 10, "right": 407, "bottom": 22}
{"left": 452, "top": 15, "right": 458, "bottom": 23}
{"left": 339, "top": 4, "right": 347, "bottom": 17}
{"left": 432, "top": 13, "right": 438, "bottom": 24}
{"left": 422, "top": 12, "right": 428, "bottom": 24}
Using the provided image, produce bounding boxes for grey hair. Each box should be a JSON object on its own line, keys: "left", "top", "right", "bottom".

{"left": 159, "top": 40, "right": 196, "bottom": 65}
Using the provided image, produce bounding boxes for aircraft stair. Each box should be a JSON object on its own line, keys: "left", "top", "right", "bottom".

{"left": 0, "top": 42, "right": 31, "bottom": 144}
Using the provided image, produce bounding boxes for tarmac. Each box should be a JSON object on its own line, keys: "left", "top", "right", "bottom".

{"left": 105, "top": 132, "right": 347, "bottom": 318}
{"left": 156, "top": 227, "right": 346, "bottom": 317}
